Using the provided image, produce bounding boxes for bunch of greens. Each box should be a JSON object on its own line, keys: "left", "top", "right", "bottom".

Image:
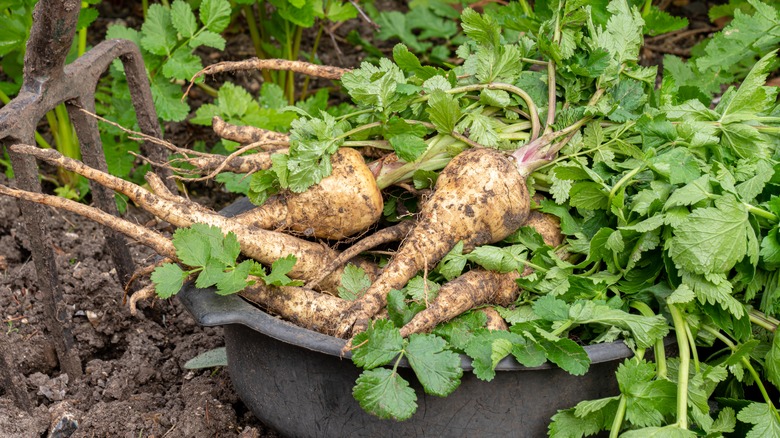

{"left": 255, "top": 0, "right": 780, "bottom": 435}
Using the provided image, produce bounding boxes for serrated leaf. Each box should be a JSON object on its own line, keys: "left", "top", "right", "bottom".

{"left": 162, "top": 47, "right": 203, "bottom": 81}
{"left": 643, "top": 6, "right": 688, "bottom": 36}
{"left": 199, "top": 0, "right": 231, "bottom": 32}
{"left": 765, "top": 333, "right": 780, "bottom": 388}
{"left": 460, "top": 8, "right": 500, "bottom": 48}
{"left": 427, "top": 90, "right": 461, "bottom": 134}
{"left": 172, "top": 226, "right": 211, "bottom": 267}
{"left": 405, "top": 334, "right": 462, "bottom": 397}
{"left": 76, "top": 7, "right": 99, "bottom": 32}
{"left": 215, "top": 260, "right": 252, "bottom": 295}
{"left": 353, "top": 368, "right": 417, "bottom": 421}
{"left": 351, "top": 320, "right": 404, "bottom": 369}
{"left": 141, "top": 5, "right": 178, "bottom": 56}
{"left": 533, "top": 294, "right": 571, "bottom": 321}
{"left": 151, "top": 263, "right": 187, "bottom": 299}
{"left": 390, "top": 134, "right": 428, "bottom": 162}
{"left": 682, "top": 272, "right": 745, "bottom": 318}
{"left": 195, "top": 258, "right": 228, "bottom": 289}
{"left": 540, "top": 337, "right": 590, "bottom": 376}
{"left": 190, "top": 30, "right": 225, "bottom": 50}
{"left": 717, "top": 50, "right": 779, "bottom": 123}
{"left": 669, "top": 195, "right": 749, "bottom": 275}
{"left": 338, "top": 264, "right": 371, "bottom": 301}
{"left": 150, "top": 76, "right": 190, "bottom": 122}
{"left": 263, "top": 255, "right": 300, "bottom": 286}
{"left": 171, "top": 0, "right": 197, "bottom": 38}
{"left": 663, "top": 175, "right": 712, "bottom": 210}
{"left": 570, "top": 182, "right": 608, "bottom": 210}
{"left": 432, "top": 312, "right": 487, "bottom": 351}
{"left": 464, "top": 330, "right": 521, "bottom": 381}
{"left": 737, "top": 403, "right": 780, "bottom": 438}
{"left": 437, "top": 241, "right": 468, "bottom": 280}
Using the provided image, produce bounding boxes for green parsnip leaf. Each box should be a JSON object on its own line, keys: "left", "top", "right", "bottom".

{"left": 405, "top": 334, "right": 462, "bottom": 396}
{"left": 151, "top": 263, "right": 187, "bottom": 299}
{"left": 737, "top": 402, "right": 780, "bottom": 438}
{"left": 669, "top": 195, "right": 749, "bottom": 275}
{"left": 353, "top": 368, "right": 417, "bottom": 421}
{"left": 351, "top": 320, "right": 404, "bottom": 369}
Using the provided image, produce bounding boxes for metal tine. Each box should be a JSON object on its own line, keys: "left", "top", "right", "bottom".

{"left": 0, "top": 0, "right": 174, "bottom": 386}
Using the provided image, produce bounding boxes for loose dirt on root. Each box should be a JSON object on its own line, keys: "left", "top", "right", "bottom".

{"left": 0, "top": 177, "right": 279, "bottom": 438}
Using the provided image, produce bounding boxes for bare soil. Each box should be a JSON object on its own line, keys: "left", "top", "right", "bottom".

{"left": 0, "top": 175, "right": 280, "bottom": 437}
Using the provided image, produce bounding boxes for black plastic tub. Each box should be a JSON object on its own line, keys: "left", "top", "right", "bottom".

{"left": 177, "top": 198, "right": 635, "bottom": 436}
{"left": 179, "top": 285, "right": 637, "bottom": 437}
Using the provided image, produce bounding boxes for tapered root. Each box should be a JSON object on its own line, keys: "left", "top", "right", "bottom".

{"left": 212, "top": 116, "right": 289, "bottom": 146}
{"left": 239, "top": 280, "right": 348, "bottom": 333}
{"left": 306, "top": 220, "right": 415, "bottom": 289}
{"left": 129, "top": 283, "right": 157, "bottom": 316}
{"left": 0, "top": 182, "right": 177, "bottom": 258}
{"left": 186, "top": 59, "right": 349, "bottom": 97}
{"left": 399, "top": 270, "right": 520, "bottom": 338}
{"left": 10, "top": 143, "right": 377, "bottom": 288}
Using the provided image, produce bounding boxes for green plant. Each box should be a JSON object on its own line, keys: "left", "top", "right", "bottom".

{"left": 150, "top": 223, "right": 303, "bottom": 298}
{"left": 243, "top": 2, "right": 780, "bottom": 433}
{"left": 237, "top": 0, "right": 359, "bottom": 103}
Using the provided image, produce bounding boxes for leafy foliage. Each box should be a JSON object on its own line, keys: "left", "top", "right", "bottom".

{"left": 151, "top": 224, "right": 302, "bottom": 298}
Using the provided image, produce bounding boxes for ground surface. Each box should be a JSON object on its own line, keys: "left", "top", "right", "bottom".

{"left": 0, "top": 175, "right": 280, "bottom": 437}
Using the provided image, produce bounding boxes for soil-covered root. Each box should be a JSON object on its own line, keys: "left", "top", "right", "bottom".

{"left": 128, "top": 283, "right": 156, "bottom": 316}
{"left": 212, "top": 116, "right": 289, "bottom": 147}
{"left": 307, "top": 220, "right": 415, "bottom": 289}
{"left": 231, "top": 148, "right": 384, "bottom": 240}
{"left": 335, "top": 148, "right": 531, "bottom": 338}
{"left": 169, "top": 148, "right": 283, "bottom": 177}
{"left": 0, "top": 183, "right": 177, "bottom": 259}
{"left": 398, "top": 210, "right": 562, "bottom": 337}
{"left": 238, "top": 279, "right": 347, "bottom": 333}
{"left": 9, "top": 144, "right": 378, "bottom": 290}
{"left": 186, "top": 59, "right": 349, "bottom": 97}
{"left": 399, "top": 269, "right": 520, "bottom": 337}
{"left": 478, "top": 307, "right": 508, "bottom": 331}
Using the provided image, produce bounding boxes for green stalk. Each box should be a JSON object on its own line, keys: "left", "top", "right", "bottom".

{"left": 78, "top": 2, "right": 88, "bottom": 56}
{"left": 749, "top": 309, "right": 779, "bottom": 332}
{"left": 641, "top": 0, "right": 653, "bottom": 16}
{"left": 609, "top": 395, "right": 627, "bottom": 438}
{"left": 702, "top": 324, "right": 780, "bottom": 422}
{"left": 242, "top": 3, "right": 273, "bottom": 83}
{"left": 745, "top": 203, "right": 779, "bottom": 222}
{"left": 685, "top": 322, "right": 700, "bottom": 374}
{"left": 550, "top": 320, "right": 574, "bottom": 337}
{"left": 142, "top": 0, "right": 148, "bottom": 18}
{"left": 374, "top": 135, "right": 463, "bottom": 189}
{"left": 301, "top": 1, "right": 329, "bottom": 100}
{"left": 668, "top": 304, "right": 690, "bottom": 430}
{"left": 630, "top": 301, "right": 667, "bottom": 379}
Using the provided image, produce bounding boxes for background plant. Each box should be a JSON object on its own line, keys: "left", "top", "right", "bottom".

{"left": 0, "top": 0, "right": 100, "bottom": 198}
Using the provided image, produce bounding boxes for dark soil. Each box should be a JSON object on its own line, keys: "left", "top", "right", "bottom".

{"left": 0, "top": 175, "right": 279, "bottom": 437}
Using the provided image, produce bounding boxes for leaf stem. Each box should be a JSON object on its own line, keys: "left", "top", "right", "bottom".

{"left": 745, "top": 203, "right": 778, "bottom": 222}
{"left": 609, "top": 395, "right": 627, "bottom": 438}
{"left": 668, "top": 304, "right": 690, "bottom": 430}
{"left": 749, "top": 309, "right": 779, "bottom": 332}
{"left": 701, "top": 324, "right": 780, "bottom": 422}
{"left": 630, "top": 301, "right": 667, "bottom": 379}
{"left": 417, "top": 83, "right": 541, "bottom": 141}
